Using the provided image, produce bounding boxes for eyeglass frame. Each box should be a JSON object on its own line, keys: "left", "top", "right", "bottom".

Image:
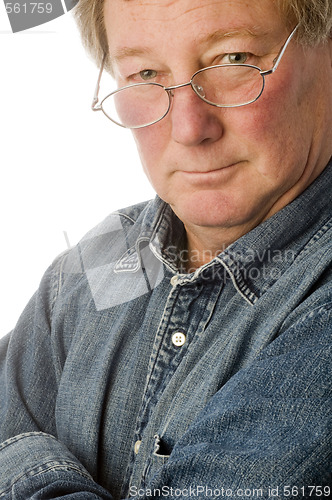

{"left": 91, "top": 24, "right": 299, "bottom": 129}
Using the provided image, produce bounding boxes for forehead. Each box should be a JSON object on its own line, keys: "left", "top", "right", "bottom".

{"left": 105, "top": 0, "right": 285, "bottom": 53}
{"left": 106, "top": 0, "right": 279, "bottom": 20}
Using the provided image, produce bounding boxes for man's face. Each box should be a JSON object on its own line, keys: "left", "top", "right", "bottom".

{"left": 105, "top": 0, "right": 332, "bottom": 241}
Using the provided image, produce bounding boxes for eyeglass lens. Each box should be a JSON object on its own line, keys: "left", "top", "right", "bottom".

{"left": 102, "top": 65, "right": 264, "bottom": 128}
{"left": 102, "top": 83, "right": 171, "bottom": 128}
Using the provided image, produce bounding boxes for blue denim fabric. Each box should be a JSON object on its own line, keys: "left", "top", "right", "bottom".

{"left": 0, "top": 163, "right": 331, "bottom": 499}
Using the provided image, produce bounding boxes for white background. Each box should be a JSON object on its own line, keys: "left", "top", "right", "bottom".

{"left": 0, "top": 6, "right": 155, "bottom": 337}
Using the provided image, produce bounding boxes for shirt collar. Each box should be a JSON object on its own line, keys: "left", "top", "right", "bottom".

{"left": 140, "top": 160, "right": 332, "bottom": 303}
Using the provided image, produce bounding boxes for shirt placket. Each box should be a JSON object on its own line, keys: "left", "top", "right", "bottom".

{"left": 124, "top": 264, "right": 225, "bottom": 494}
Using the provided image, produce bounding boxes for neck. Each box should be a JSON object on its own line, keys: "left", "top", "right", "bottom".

{"left": 183, "top": 222, "right": 255, "bottom": 272}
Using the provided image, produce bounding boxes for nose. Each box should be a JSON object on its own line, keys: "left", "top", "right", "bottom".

{"left": 169, "top": 84, "right": 223, "bottom": 146}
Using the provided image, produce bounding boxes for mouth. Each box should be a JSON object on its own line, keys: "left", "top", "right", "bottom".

{"left": 181, "top": 161, "right": 241, "bottom": 174}
{"left": 179, "top": 162, "right": 240, "bottom": 183}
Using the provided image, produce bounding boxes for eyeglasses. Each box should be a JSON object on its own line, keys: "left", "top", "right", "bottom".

{"left": 92, "top": 25, "right": 298, "bottom": 129}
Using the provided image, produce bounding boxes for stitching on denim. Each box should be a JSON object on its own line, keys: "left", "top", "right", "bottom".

{"left": 297, "top": 218, "right": 331, "bottom": 260}
{"left": 0, "top": 431, "right": 55, "bottom": 451}
{"left": 113, "top": 211, "right": 137, "bottom": 224}
{"left": 0, "top": 433, "right": 93, "bottom": 496}
{"left": 216, "top": 257, "right": 257, "bottom": 306}
{"left": 279, "top": 299, "right": 332, "bottom": 338}
{"left": 0, "top": 461, "right": 92, "bottom": 496}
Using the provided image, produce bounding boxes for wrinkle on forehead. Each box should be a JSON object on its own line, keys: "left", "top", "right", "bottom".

{"left": 109, "top": 0, "right": 280, "bottom": 37}
{"left": 114, "top": 0, "right": 266, "bottom": 22}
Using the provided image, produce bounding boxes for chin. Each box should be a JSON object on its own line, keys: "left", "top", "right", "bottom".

{"left": 171, "top": 190, "right": 253, "bottom": 226}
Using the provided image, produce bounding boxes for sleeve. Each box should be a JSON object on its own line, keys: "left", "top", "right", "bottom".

{"left": 1, "top": 255, "right": 331, "bottom": 498}
{"left": 141, "top": 300, "right": 332, "bottom": 499}
{"left": 0, "top": 256, "right": 113, "bottom": 499}
{"left": 0, "top": 433, "right": 113, "bottom": 498}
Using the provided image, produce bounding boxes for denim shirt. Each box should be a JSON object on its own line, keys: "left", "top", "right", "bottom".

{"left": 0, "top": 163, "right": 331, "bottom": 499}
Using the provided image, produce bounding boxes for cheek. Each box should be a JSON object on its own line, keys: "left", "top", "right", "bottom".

{"left": 133, "top": 122, "right": 171, "bottom": 177}
{"left": 233, "top": 71, "right": 309, "bottom": 170}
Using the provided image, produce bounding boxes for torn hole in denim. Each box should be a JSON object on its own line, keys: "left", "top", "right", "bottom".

{"left": 153, "top": 434, "right": 171, "bottom": 458}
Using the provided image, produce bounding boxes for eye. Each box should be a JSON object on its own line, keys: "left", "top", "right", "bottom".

{"left": 225, "top": 53, "right": 248, "bottom": 64}
{"left": 139, "top": 69, "right": 158, "bottom": 80}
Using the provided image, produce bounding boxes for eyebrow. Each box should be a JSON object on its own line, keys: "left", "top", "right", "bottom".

{"left": 112, "top": 46, "right": 154, "bottom": 63}
{"left": 201, "top": 26, "right": 268, "bottom": 44}
{"left": 112, "top": 26, "right": 269, "bottom": 63}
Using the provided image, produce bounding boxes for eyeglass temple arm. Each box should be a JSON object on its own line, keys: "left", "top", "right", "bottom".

{"left": 261, "top": 24, "right": 299, "bottom": 77}
{"left": 92, "top": 54, "right": 107, "bottom": 111}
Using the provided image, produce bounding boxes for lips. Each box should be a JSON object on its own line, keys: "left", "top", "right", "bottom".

{"left": 175, "top": 162, "right": 241, "bottom": 187}
{"left": 180, "top": 162, "right": 240, "bottom": 174}
{"left": 184, "top": 167, "right": 231, "bottom": 174}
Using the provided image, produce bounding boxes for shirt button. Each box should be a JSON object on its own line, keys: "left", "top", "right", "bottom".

{"left": 172, "top": 332, "right": 186, "bottom": 347}
{"left": 170, "top": 275, "right": 179, "bottom": 286}
{"left": 134, "top": 440, "right": 142, "bottom": 454}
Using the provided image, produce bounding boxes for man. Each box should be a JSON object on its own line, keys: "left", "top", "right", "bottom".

{"left": 0, "top": 0, "right": 331, "bottom": 498}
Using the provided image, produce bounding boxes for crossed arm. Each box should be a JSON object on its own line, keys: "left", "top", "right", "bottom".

{"left": 0, "top": 261, "right": 331, "bottom": 499}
